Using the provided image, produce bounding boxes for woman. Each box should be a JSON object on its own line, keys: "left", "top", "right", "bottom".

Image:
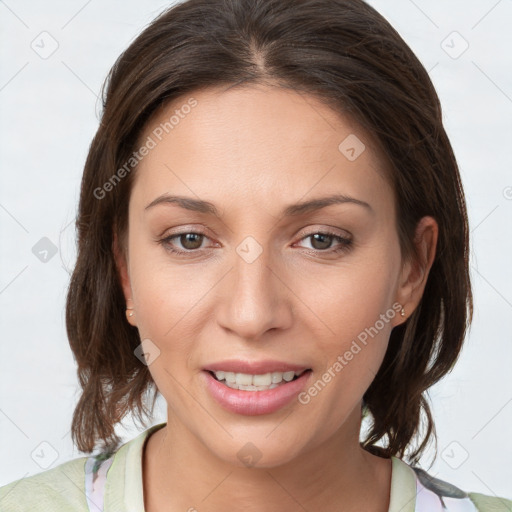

{"left": 1, "top": 0, "right": 510, "bottom": 510}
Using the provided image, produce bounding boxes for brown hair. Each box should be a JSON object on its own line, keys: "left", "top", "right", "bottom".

{"left": 66, "top": 0, "right": 472, "bottom": 465}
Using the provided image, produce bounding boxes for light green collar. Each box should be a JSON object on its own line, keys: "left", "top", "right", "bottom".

{"left": 104, "top": 422, "right": 166, "bottom": 511}
{"left": 388, "top": 456, "right": 417, "bottom": 512}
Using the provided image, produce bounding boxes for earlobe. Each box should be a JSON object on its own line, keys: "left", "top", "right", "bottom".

{"left": 392, "top": 216, "right": 438, "bottom": 326}
{"left": 125, "top": 297, "right": 136, "bottom": 325}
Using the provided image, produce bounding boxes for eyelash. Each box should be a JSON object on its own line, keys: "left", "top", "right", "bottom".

{"left": 158, "top": 229, "right": 353, "bottom": 257}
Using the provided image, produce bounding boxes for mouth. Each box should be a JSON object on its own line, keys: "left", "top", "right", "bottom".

{"left": 202, "top": 367, "right": 313, "bottom": 415}
{"left": 207, "top": 369, "right": 311, "bottom": 391}
{"left": 201, "top": 359, "right": 313, "bottom": 414}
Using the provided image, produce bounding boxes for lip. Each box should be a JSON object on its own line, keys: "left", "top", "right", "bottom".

{"left": 202, "top": 369, "right": 312, "bottom": 415}
{"left": 203, "top": 359, "right": 309, "bottom": 374}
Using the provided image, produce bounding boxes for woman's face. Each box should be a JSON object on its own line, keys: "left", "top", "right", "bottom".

{"left": 117, "top": 84, "right": 428, "bottom": 467}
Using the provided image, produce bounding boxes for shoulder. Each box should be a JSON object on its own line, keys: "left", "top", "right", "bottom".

{"left": 0, "top": 456, "right": 89, "bottom": 512}
{"left": 0, "top": 423, "right": 166, "bottom": 512}
{"left": 410, "top": 464, "right": 512, "bottom": 512}
{"left": 467, "top": 492, "right": 512, "bottom": 512}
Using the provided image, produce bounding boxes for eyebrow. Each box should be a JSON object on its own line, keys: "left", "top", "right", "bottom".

{"left": 144, "top": 193, "right": 374, "bottom": 217}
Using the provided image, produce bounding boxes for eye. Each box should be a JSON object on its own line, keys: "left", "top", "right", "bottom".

{"left": 159, "top": 231, "right": 210, "bottom": 255}
{"left": 158, "top": 229, "right": 353, "bottom": 257}
{"left": 295, "top": 230, "right": 353, "bottom": 254}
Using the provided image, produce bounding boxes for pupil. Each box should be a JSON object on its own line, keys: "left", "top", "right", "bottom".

{"left": 182, "top": 233, "right": 202, "bottom": 250}
{"left": 311, "top": 233, "right": 331, "bottom": 250}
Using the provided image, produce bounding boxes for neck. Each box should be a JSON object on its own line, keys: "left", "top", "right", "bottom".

{"left": 143, "top": 409, "right": 392, "bottom": 512}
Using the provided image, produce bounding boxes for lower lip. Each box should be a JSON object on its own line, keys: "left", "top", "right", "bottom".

{"left": 202, "top": 370, "right": 311, "bottom": 415}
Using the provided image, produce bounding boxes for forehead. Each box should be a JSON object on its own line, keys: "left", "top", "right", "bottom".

{"left": 131, "top": 84, "right": 394, "bottom": 217}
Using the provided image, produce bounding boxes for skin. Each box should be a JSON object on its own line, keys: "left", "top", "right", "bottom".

{"left": 114, "top": 84, "right": 438, "bottom": 512}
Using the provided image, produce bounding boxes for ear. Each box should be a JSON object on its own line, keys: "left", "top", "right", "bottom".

{"left": 392, "top": 216, "right": 438, "bottom": 327}
{"left": 113, "top": 230, "right": 137, "bottom": 327}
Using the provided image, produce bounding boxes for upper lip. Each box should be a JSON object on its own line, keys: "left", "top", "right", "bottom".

{"left": 203, "top": 360, "right": 310, "bottom": 374}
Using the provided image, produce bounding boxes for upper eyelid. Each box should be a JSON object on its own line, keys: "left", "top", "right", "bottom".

{"left": 163, "top": 225, "right": 350, "bottom": 238}
{"left": 295, "top": 225, "right": 351, "bottom": 239}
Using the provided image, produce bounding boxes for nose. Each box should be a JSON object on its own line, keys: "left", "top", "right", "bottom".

{"left": 216, "top": 242, "right": 293, "bottom": 341}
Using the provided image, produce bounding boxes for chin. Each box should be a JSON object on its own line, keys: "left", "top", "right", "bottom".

{"left": 199, "top": 428, "right": 309, "bottom": 470}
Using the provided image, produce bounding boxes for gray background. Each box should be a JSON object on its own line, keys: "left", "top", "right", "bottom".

{"left": 1, "top": 0, "right": 511, "bottom": 500}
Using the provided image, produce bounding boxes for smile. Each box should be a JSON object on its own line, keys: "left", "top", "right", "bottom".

{"left": 202, "top": 369, "right": 312, "bottom": 415}
{"left": 210, "top": 369, "right": 308, "bottom": 391}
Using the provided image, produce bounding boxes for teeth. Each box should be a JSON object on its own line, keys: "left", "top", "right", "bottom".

{"left": 237, "top": 373, "right": 253, "bottom": 386}
{"left": 212, "top": 369, "right": 306, "bottom": 390}
{"left": 271, "top": 372, "right": 282, "bottom": 384}
{"left": 225, "top": 381, "right": 280, "bottom": 391}
{"left": 282, "top": 371, "right": 295, "bottom": 382}
{"left": 253, "top": 373, "right": 272, "bottom": 386}
{"left": 225, "top": 372, "right": 236, "bottom": 383}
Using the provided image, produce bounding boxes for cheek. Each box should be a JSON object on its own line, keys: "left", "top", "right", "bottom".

{"left": 132, "top": 268, "right": 211, "bottom": 345}
{"left": 127, "top": 253, "right": 207, "bottom": 407}
{"left": 127, "top": 226, "right": 213, "bottom": 339}
{"left": 299, "top": 253, "right": 398, "bottom": 351}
